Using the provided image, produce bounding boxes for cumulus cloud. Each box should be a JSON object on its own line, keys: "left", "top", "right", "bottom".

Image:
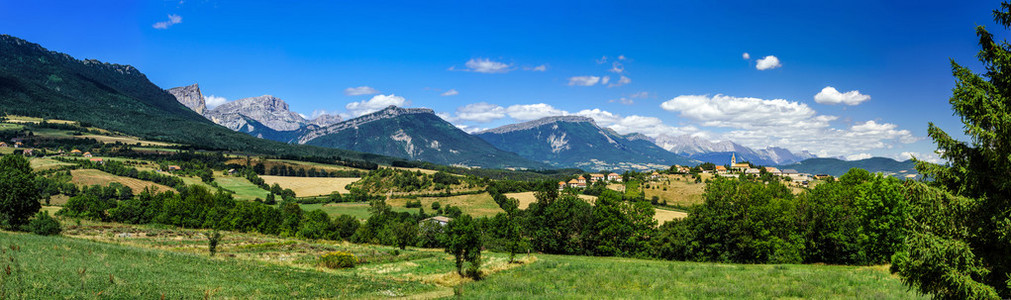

{"left": 755, "top": 55, "right": 782, "bottom": 70}
{"left": 618, "top": 55, "right": 627, "bottom": 61}
{"left": 610, "top": 62, "right": 624, "bottom": 74}
{"left": 572, "top": 109, "right": 699, "bottom": 137}
{"left": 441, "top": 89, "right": 459, "bottom": 96}
{"left": 596, "top": 56, "right": 608, "bottom": 64}
{"left": 742, "top": 52, "right": 750, "bottom": 60}
{"left": 152, "top": 14, "right": 182, "bottom": 29}
{"left": 898, "top": 151, "right": 943, "bottom": 164}
{"left": 452, "top": 102, "right": 506, "bottom": 123}
{"left": 506, "top": 103, "right": 569, "bottom": 121}
{"left": 568, "top": 76, "right": 601, "bottom": 86}
{"left": 608, "top": 75, "right": 631, "bottom": 87}
{"left": 814, "top": 86, "right": 871, "bottom": 105}
{"left": 575, "top": 109, "right": 621, "bottom": 125}
{"left": 661, "top": 94, "right": 918, "bottom": 157}
{"left": 453, "top": 124, "right": 488, "bottom": 134}
{"left": 609, "top": 91, "right": 648, "bottom": 105}
{"left": 845, "top": 153, "right": 873, "bottom": 161}
{"left": 344, "top": 86, "right": 380, "bottom": 96}
{"left": 345, "top": 94, "right": 407, "bottom": 116}
{"left": 204, "top": 95, "right": 228, "bottom": 109}
{"left": 461, "top": 58, "right": 512, "bottom": 73}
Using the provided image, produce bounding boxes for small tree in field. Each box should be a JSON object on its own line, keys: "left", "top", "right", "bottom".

{"left": 444, "top": 214, "right": 482, "bottom": 278}
{"left": 205, "top": 230, "right": 222, "bottom": 257}
{"left": 0, "top": 155, "right": 41, "bottom": 230}
{"left": 891, "top": 2, "right": 1011, "bottom": 299}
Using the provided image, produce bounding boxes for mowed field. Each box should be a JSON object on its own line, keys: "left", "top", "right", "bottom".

{"left": 70, "top": 169, "right": 174, "bottom": 192}
{"left": 390, "top": 193, "right": 505, "bottom": 217}
{"left": 214, "top": 175, "right": 270, "bottom": 201}
{"left": 503, "top": 192, "right": 598, "bottom": 210}
{"left": 29, "top": 157, "right": 73, "bottom": 171}
{"left": 260, "top": 175, "right": 359, "bottom": 197}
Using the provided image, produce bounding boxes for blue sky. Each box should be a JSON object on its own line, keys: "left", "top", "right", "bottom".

{"left": 1, "top": 0, "right": 1000, "bottom": 161}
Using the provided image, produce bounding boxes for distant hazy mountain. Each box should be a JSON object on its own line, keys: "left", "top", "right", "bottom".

{"left": 310, "top": 113, "right": 342, "bottom": 127}
{"left": 475, "top": 116, "right": 695, "bottom": 170}
{"left": 779, "top": 157, "right": 919, "bottom": 178}
{"left": 651, "top": 134, "right": 813, "bottom": 165}
{"left": 302, "top": 106, "right": 548, "bottom": 169}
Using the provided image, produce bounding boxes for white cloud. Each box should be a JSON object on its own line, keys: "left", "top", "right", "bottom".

{"left": 453, "top": 124, "right": 488, "bottom": 134}
{"left": 661, "top": 94, "right": 918, "bottom": 157}
{"left": 506, "top": 103, "right": 569, "bottom": 121}
{"left": 461, "top": 58, "right": 512, "bottom": 73}
{"left": 742, "top": 52, "right": 750, "bottom": 60}
{"left": 610, "top": 62, "right": 624, "bottom": 74}
{"left": 441, "top": 89, "right": 459, "bottom": 96}
{"left": 845, "top": 153, "right": 873, "bottom": 161}
{"left": 574, "top": 108, "right": 699, "bottom": 138}
{"left": 575, "top": 109, "right": 621, "bottom": 125}
{"left": 152, "top": 14, "right": 182, "bottom": 29}
{"left": 630, "top": 91, "right": 649, "bottom": 98}
{"left": 344, "top": 86, "right": 380, "bottom": 96}
{"left": 453, "top": 102, "right": 505, "bottom": 123}
{"left": 755, "top": 55, "right": 782, "bottom": 70}
{"left": 204, "top": 95, "right": 228, "bottom": 109}
{"left": 608, "top": 75, "right": 631, "bottom": 87}
{"left": 618, "top": 55, "right": 627, "bottom": 61}
{"left": 345, "top": 94, "right": 407, "bottom": 116}
{"left": 596, "top": 56, "right": 608, "bottom": 64}
{"left": 525, "top": 65, "right": 548, "bottom": 72}
{"left": 898, "top": 151, "right": 943, "bottom": 164}
{"left": 601, "top": 76, "right": 611, "bottom": 85}
{"left": 814, "top": 86, "right": 871, "bottom": 105}
{"left": 568, "top": 76, "right": 601, "bottom": 86}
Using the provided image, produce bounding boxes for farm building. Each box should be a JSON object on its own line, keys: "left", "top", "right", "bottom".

{"left": 82, "top": 152, "right": 92, "bottom": 158}
{"left": 168, "top": 165, "right": 182, "bottom": 171}
{"left": 421, "top": 216, "right": 452, "bottom": 226}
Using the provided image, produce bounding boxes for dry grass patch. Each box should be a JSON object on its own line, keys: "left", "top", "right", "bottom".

{"left": 654, "top": 208, "right": 688, "bottom": 223}
{"left": 260, "top": 175, "right": 360, "bottom": 197}
{"left": 78, "top": 134, "right": 177, "bottom": 147}
{"left": 503, "top": 192, "right": 597, "bottom": 209}
{"left": 70, "top": 169, "right": 174, "bottom": 192}
{"left": 389, "top": 193, "right": 505, "bottom": 218}
{"left": 643, "top": 175, "right": 706, "bottom": 207}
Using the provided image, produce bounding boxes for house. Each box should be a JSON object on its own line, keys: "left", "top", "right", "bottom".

{"left": 764, "top": 167, "right": 782, "bottom": 175}
{"left": 650, "top": 172, "right": 662, "bottom": 180}
{"left": 82, "top": 152, "right": 92, "bottom": 158}
{"left": 168, "top": 165, "right": 182, "bottom": 171}
{"left": 677, "top": 166, "right": 690, "bottom": 173}
{"left": 745, "top": 168, "right": 761, "bottom": 175}
{"left": 422, "top": 216, "right": 452, "bottom": 226}
{"left": 715, "top": 165, "right": 728, "bottom": 174}
{"left": 14, "top": 141, "right": 23, "bottom": 148}
{"left": 607, "top": 173, "right": 622, "bottom": 182}
{"left": 89, "top": 158, "right": 104, "bottom": 164}
{"left": 590, "top": 173, "right": 605, "bottom": 182}
{"left": 577, "top": 176, "right": 586, "bottom": 184}
{"left": 731, "top": 163, "right": 750, "bottom": 171}
{"left": 781, "top": 169, "right": 799, "bottom": 175}
{"left": 70, "top": 149, "right": 82, "bottom": 155}
{"left": 567, "top": 178, "right": 585, "bottom": 188}
{"left": 558, "top": 181, "right": 567, "bottom": 190}
{"left": 0, "top": 142, "right": 7, "bottom": 148}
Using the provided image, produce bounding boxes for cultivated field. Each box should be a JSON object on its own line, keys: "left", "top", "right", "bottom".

{"left": 29, "top": 157, "right": 73, "bottom": 171}
{"left": 302, "top": 202, "right": 419, "bottom": 221}
{"left": 260, "top": 175, "right": 360, "bottom": 197}
{"left": 643, "top": 175, "right": 707, "bottom": 207}
{"left": 653, "top": 208, "right": 688, "bottom": 223}
{"left": 214, "top": 175, "right": 270, "bottom": 201}
{"left": 70, "top": 169, "right": 174, "bottom": 192}
{"left": 390, "top": 193, "right": 505, "bottom": 217}
{"left": 504, "top": 191, "right": 597, "bottom": 209}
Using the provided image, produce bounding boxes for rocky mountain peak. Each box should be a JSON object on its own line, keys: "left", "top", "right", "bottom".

{"left": 297, "top": 105, "right": 435, "bottom": 144}
{"left": 206, "top": 95, "right": 308, "bottom": 132}
{"left": 166, "top": 84, "right": 206, "bottom": 115}
{"left": 477, "top": 115, "right": 596, "bottom": 134}
{"left": 311, "top": 113, "right": 343, "bottom": 127}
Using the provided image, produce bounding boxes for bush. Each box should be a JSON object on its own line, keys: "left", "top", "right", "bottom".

{"left": 26, "top": 211, "right": 61, "bottom": 236}
{"left": 320, "top": 251, "right": 357, "bottom": 269}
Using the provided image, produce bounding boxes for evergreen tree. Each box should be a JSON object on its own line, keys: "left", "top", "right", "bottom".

{"left": 892, "top": 3, "right": 1011, "bottom": 298}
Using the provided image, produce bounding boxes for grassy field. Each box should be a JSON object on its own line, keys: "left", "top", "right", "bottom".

{"left": 78, "top": 134, "right": 177, "bottom": 147}
{"left": 301, "top": 202, "right": 419, "bottom": 220}
{"left": 643, "top": 175, "right": 707, "bottom": 207}
{"left": 260, "top": 175, "right": 359, "bottom": 197}
{"left": 70, "top": 169, "right": 174, "bottom": 193}
{"left": 504, "top": 191, "right": 598, "bottom": 209}
{"left": 458, "top": 254, "right": 924, "bottom": 299}
{"left": 0, "top": 231, "right": 441, "bottom": 298}
{"left": 391, "top": 193, "right": 505, "bottom": 218}
{"left": 214, "top": 175, "right": 270, "bottom": 201}
{"left": 654, "top": 208, "right": 688, "bottom": 223}
{"left": 29, "top": 157, "right": 73, "bottom": 171}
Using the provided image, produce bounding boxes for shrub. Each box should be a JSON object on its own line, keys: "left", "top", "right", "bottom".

{"left": 320, "top": 251, "right": 357, "bottom": 269}
{"left": 26, "top": 211, "right": 61, "bottom": 236}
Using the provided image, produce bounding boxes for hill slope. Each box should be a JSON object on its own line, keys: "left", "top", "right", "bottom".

{"left": 302, "top": 106, "right": 548, "bottom": 169}
{"left": 476, "top": 116, "right": 695, "bottom": 170}
{"left": 0, "top": 34, "right": 394, "bottom": 165}
{"left": 779, "top": 157, "right": 919, "bottom": 177}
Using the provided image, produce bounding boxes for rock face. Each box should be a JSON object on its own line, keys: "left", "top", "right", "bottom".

{"left": 206, "top": 95, "right": 309, "bottom": 132}
{"left": 651, "top": 134, "right": 814, "bottom": 165}
{"left": 166, "top": 84, "right": 206, "bottom": 115}
{"left": 310, "top": 113, "right": 343, "bottom": 127}
{"left": 301, "top": 106, "right": 547, "bottom": 169}
{"left": 476, "top": 116, "right": 695, "bottom": 170}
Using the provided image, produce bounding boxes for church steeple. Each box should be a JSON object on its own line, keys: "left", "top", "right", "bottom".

{"left": 731, "top": 152, "right": 736, "bottom": 165}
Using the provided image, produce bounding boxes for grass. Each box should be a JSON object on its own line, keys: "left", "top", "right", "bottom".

{"left": 643, "top": 175, "right": 707, "bottom": 207}
{"left": 653, "top": 208, "right": 688, "bottom": 223}
{"left": 390, "top": 193, "right": 505, "bottom": 218}
{"left": 458, "top": 254, "right": 925, "bottom": 299}
{"left": 301, "top": 202, "right": 421, "bottom": 221}
{"left": 70, "top": 169, "right": 174, "bottom": 193}
{"left": 77, "top": 134, "right": 177, "bottom": 147}
{"left": 260, "top": 175, "right": 360, "bottom": 197}
{"left": 0, "top": 231, "right": 440, "bottom": 298}
{"left": 214, "top": 175, "right": 270, "bottom": 201}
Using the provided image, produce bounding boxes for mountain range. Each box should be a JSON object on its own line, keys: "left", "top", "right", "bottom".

{"left": 475, "top": 116, "right": 696, "bottom": 170}
{"left": 651, "top": 134, "right": 815, "bottom": 165}
{"left": 779, "top": 157, "right": 919, "bottom": 178}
